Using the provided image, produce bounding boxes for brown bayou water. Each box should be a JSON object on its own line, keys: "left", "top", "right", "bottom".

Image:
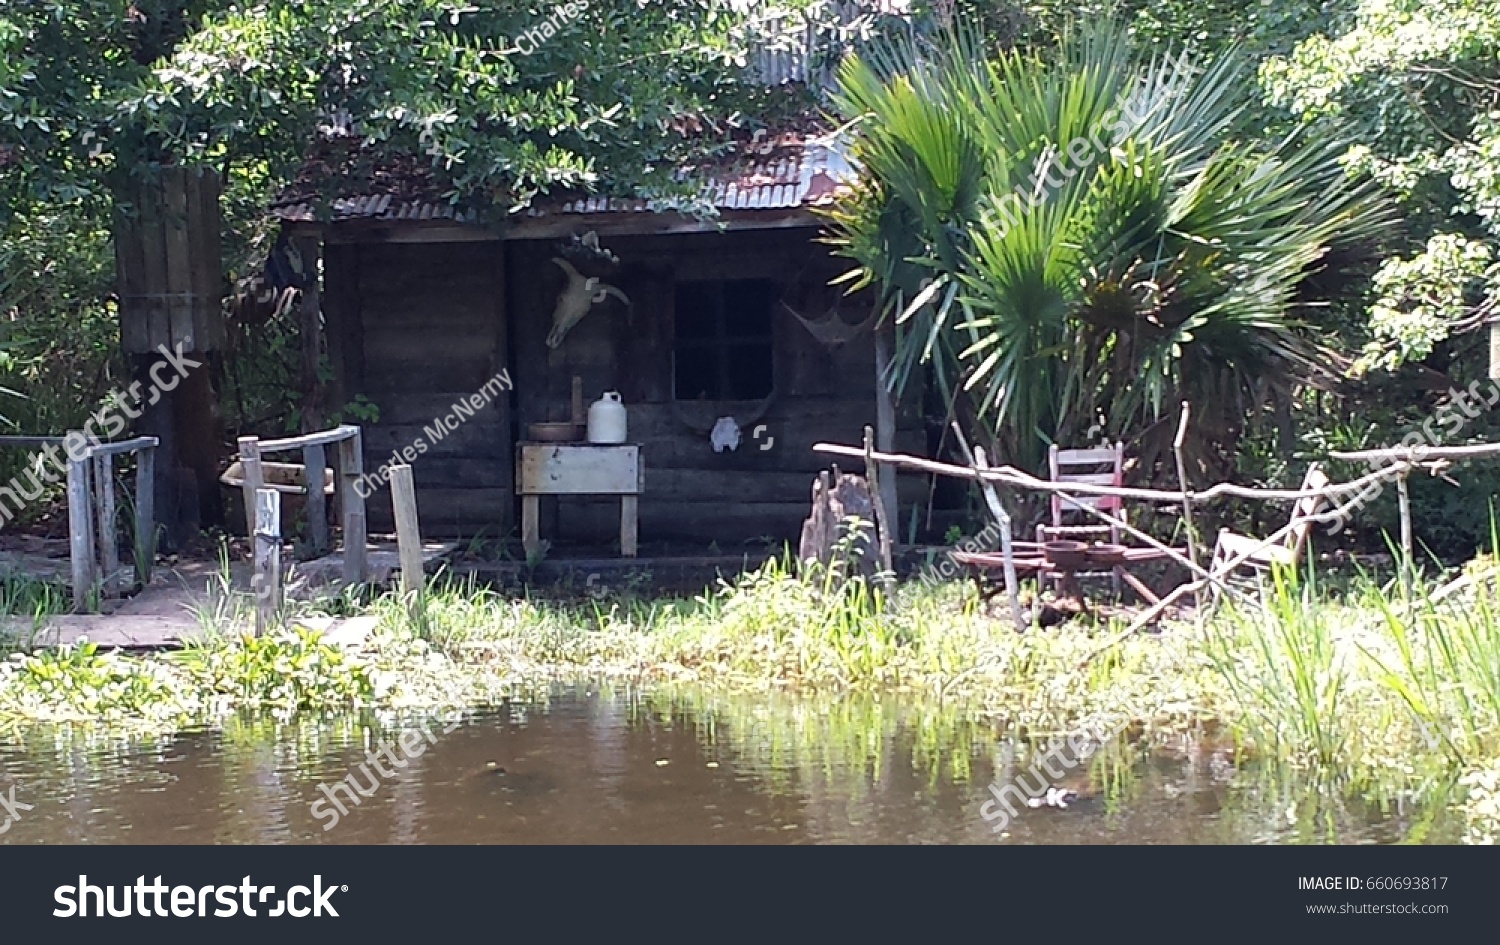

{"left": 0, "top": 683, "right": 1458, "bottom": 844}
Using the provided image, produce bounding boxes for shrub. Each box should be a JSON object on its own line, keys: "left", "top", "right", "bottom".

{"left": 172, "top": 627, "right": 374, "bottom": 712}
{"left": 0, "top": 640, "right": 189, "bottom": 723}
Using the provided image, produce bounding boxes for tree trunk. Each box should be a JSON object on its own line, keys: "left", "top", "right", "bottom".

{"left": 797, "top": 468, "right": 878, "bottom": 581}
{"left": 133, "top": 349, "right": 225, "bottom": 550}
{"left": 114, "top": 165, "right": 226, "bottom": 545}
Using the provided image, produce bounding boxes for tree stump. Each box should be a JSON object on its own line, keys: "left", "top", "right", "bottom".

{"left": 797, "top": 467, "right": 879, "bottom": 581}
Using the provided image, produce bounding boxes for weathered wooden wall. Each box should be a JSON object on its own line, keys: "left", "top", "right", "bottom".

{"left": 322, "top": 226, "right": 921, "bottom": 545}
{"left": 324, "top": 240, "right": 512, "bottom": 535}
{"left": 507, "top": 228, "right": 923, "bottom": 546}
{"left": 116, "top": 165, "right": 227, "bottom": 544}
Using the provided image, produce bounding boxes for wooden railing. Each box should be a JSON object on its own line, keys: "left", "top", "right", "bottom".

{"left": 0, "top": 434, "right": 158, "bottom": 612}
{"left": 236, "top": 425, "right": 370, "bottom": 633}
{"left": 815, "top": 433, "right": 1449, "bottom": 643}
{"left": 235, "top": 427, "right": 432, "bottom": 634}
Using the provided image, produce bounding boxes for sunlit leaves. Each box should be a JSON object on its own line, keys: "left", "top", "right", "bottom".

{"left": 1359, "top": 233, "right": 1499, "bottom": 373}
{"left": 1261, "top": 0, "right": 1500, "bottom": 373}
{"left": 2, "top": 0, "right": 812, "bottom": 222}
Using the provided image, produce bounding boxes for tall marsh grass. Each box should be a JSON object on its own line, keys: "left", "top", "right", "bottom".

{"left": 1200, "top": 560, "right": 1500, "bottom": 837}
{"left": 9, "top": 532, "right": 1500, "bottom": 839}
{"left": 0, "top": 574, "right": 69, "bottom": 652}
{"left": 1203, "top": 566, "right": 1355, "bottom": 770}
{"left": 369, "top": 558, "right": 1195, "bottom": 751}
{"left": 1363, "top": 578, "right": 1500, "bottom": 765}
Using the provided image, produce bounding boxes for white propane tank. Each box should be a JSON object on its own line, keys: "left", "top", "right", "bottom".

{"left": 587, "top": 391, "right": 627, "bottom": 444}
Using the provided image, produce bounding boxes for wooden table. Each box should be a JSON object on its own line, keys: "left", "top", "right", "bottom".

{"left": 517, "top": 443, "right": 642, "bottom": 557}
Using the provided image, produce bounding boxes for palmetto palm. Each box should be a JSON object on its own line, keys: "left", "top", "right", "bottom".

{"left": 821, "top": 23, "right": 1393, "bottom": 474}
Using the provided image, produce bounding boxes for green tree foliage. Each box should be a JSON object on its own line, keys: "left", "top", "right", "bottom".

{"left": 0, "top": 1, "right": 799, "bottom": 447}
{"left": 1014, "top": 0, "right": 1342, "bottom": 59}
{"left": 3, "top": 1, "right": 800, "bottom": 214}
{"left": 122, "top": 0, "right": 808, "bottom": 217}
{"left": 0, "top": 2, "right": 207, "bottom": 438}
{"left": 1262, "top": 0, "right": 1500, "bottom": 372}
{"left": 822, "top": 22, "right": 1392, "bottom": 474}
{"left": 0, "top": 2, "right": 224, "bottom": 205}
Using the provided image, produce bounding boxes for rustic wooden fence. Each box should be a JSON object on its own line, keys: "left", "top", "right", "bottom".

{"left": 0, "top": 434, "right": 158, "bottom": 613}
{"left": 235, "top": 424, "right": 432, "bottom": 634}
{"left": 815, "top": 424, "right": 1483, "bottom": 642}
{"left": 236, "top": 425, "right": 365, "bottom": 577}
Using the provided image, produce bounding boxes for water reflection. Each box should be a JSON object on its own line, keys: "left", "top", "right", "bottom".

{"left": 0, "top": 684, "right": 1459, "bottom": 844}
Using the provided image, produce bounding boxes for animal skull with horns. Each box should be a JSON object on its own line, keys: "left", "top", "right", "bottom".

{"left": 546, "top": 257, "right": 630, "bottom": 348}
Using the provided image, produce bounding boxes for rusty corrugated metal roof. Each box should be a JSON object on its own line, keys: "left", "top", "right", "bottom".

{"left": 272, "top": 136, "right": 857, "bottom": 225}
{"left": 269, "top": 0, "right": 899, "bottom": 227}
{"left": 535, "top": 138, "right": 855, "bottom": 216}
{"left": 271, "top": 193, "right": 477, "bottom": 224}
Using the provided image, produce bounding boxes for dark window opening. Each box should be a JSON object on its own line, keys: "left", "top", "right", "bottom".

{"left": 673, "top": 279, "right": 775, "bottom": 400}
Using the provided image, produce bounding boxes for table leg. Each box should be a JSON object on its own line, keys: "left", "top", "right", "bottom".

{"left": 620, "top": 495, "right": 638, "bottom": 558}
{"left": 522, "top": 495, "right": 540, "bottom": 558}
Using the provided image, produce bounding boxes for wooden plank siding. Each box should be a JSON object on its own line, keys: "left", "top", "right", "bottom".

{"left": 505, "top": 228, "right": 921, "bottom": 545}
{"left": 116, "top": 167, "right": 224, "bottom": 354}
{"left": 322, "top": 225, "right": 919, "bottom": 543}
{"left": 331, "top": 241, "right": 513, "bottom": 535}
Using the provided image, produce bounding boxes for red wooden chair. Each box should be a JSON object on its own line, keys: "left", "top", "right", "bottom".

{"left": 1035, "top": 442, "right": 1125, "bottom": 595}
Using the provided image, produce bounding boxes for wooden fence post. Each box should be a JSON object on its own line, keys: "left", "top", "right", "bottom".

{"left": 253, "top": 487, "right": 281, "bottom": 636}
{"left": 296, "top": 235, "right": 326, "bottom": 432}
{"left": 67, "top": 451, "right": 97, "bottom": 613}
{"left": 390, "top": 464, "right": 424, "bottom": 596}
{"left": 1173, "top": 402, "right": 1201, "bottom": 616}
{"left": 92, "top": 452, "right": 119, "bottom": 597}
{"left": 134, "top": 445, "right": 156, "bottom": 587}
{"left": 949, "top": 424, "right": 1024, "bottom": 631}
{"left": 237, "top": 435, "right": 264, "bottom": 538}
{"left": 873, "top": 322, "right": 899, "bottom": 543}
{"left": 1397, "top": 470, "right": 1414, "bottom": 600}
{"left": 973, "top": 447, "right": 1025, "bottom": 633}
{"left": 863, "top": 425, "right": 896, "bottom": 598}
{"left": 303, "top": 442, "right": 329, "bottom": 557}
{"left": 339, "top": 427, "right": 367, "bottom": 585}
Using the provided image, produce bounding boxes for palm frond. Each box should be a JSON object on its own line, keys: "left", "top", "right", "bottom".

{"left": 818, "top": 18, "right": 1396, "bottom": 472}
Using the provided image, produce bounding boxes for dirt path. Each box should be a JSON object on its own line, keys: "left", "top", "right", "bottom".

{"left": 0, "top": 537, "right": 455, "bottom": 650}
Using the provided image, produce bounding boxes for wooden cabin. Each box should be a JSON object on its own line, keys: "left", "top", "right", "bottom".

{"left": 272, "top": 138, "right": 924, "bottom": 554}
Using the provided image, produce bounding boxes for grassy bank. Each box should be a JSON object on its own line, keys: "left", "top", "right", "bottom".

{"left": 1, "top": 556, "right": 1497, "bottom": 841}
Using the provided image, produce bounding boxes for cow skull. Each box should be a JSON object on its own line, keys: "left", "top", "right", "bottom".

{"left": 546, "top": 257, "right": 630, "bottom": 348}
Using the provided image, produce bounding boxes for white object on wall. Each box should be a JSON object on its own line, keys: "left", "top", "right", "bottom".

{"left": 546, "top": 257, "right": 630, "bottom": 348}
{"left": 710, "top": 417, "right": 742, "bottom": 453}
